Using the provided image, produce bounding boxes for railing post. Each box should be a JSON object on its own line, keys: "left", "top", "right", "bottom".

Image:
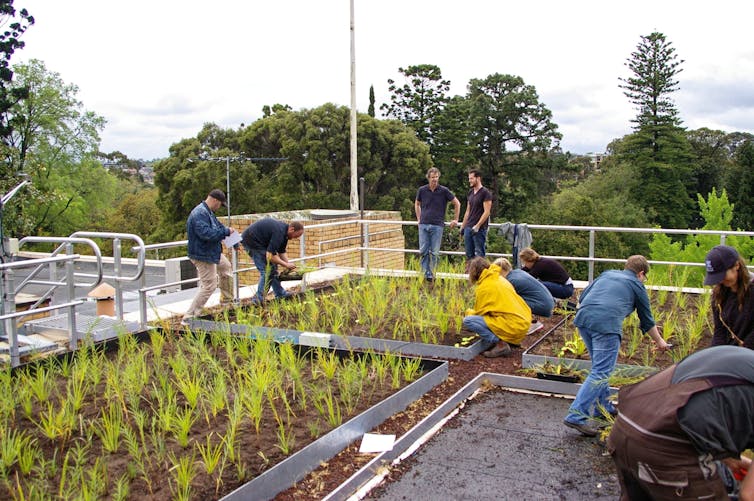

{"left": 139, "top": 289, "right": 148, "bottom": 329}
{"left": 363, "top": 220, "right": 370, "bottom": 269}
{"left": 3, "top": 268, "right": 20, "bottom": 367}
{"left": 300, "top": 231, "right": 306, "bottom": 263}
{"left": 588, "top": 230, "right": 596, "bottom": 282}
{"left": 65, "top": 242, "right": 79, "bottom": 350}
{"left": 113, "top": 237, "right": 124, "bottom": 319}
{"left": 232, "top": 247, "right": 239, "bottom": 302}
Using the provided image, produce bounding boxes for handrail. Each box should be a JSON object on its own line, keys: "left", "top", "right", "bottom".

{"left": 70, "top": 232, "right": 146, "bottom": 282}
{"left": 68, "top": 232, "right": 146, "bottom": 320}
{"left": 125, "top": 217, "right": 754, "bottom": 328}
{"left": 18, "top": 236, "right": 103, "bottom": 293}
{"left": 0, "top": 300, "right": 84, "bottom": 321}
{"left": 0, "top": 254, "right": 81, "bottom": 270}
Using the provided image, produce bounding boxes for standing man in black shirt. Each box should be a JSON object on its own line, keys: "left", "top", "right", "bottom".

{"left": 460, "top": 169, "right": 493, "bottom": 269}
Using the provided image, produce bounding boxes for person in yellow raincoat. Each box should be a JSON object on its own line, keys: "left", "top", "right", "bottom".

{"left": 463, "top": 256, "right": 532, "bottom": 357}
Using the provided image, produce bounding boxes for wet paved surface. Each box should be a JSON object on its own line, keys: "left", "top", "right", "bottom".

{"left": 368, "top": 388, "right": 620, "bottom": 500}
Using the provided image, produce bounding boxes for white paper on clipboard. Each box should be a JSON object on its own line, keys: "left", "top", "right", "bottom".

{"left": 223, "top": 231, "right": 242, "bottom": 248}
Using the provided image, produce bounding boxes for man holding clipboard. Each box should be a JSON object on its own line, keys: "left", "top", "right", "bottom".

{"left": 182, "top": 189, "right": 236, "bottom": 322}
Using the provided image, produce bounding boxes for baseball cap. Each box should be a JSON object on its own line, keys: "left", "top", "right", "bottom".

{"left": 208, "top": 189, "right": 227, "bottom": 207}
{"left": 703, "top": 245, "right": 739, "bottom": 285}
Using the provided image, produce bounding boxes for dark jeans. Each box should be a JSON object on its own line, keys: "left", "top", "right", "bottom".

{"left": 542, "top": 281, "right": 574, "bottom": 299}
{"left": 246, "top": 246, "right": 287, "bottom": 301}
{"left": 463, "top": 226, "right": 488, "bottom": 259}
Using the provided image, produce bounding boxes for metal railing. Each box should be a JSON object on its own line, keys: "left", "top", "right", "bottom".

{"left": 1, "top": 254, "right": 83, "bottom": 366}
{"left": 9, "top": 219, "right": 754, "bottom": 337}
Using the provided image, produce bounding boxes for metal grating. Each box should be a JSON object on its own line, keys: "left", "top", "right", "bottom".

{"left": 23, "top": 313, "right": 142, "bottom": 342}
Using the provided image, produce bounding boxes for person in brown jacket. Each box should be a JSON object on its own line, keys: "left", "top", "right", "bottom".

{"left": 608, "top": 346, "right": 754, "bottom": 500}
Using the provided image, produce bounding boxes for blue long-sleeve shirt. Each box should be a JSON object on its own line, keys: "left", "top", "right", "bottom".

{"left": 574, "top": 269, "right": 655, "bottom": 336}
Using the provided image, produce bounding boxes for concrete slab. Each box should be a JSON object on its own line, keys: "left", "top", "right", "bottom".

{"left": 365, "top": 388, "right": 620, "bottom": 501}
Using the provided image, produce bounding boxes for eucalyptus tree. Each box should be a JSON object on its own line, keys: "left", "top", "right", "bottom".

{"left": 2, "top": 59, "right": 113, "bottom": 236}
{"left": 154, "top": 104, "right": 432, "bottom": 239}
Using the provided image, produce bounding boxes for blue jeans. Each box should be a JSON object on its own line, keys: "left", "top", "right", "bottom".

{"left": 463, "top": 226, "right": 488, "bottom": 259}
{"left": 542, "top": 281, "right": 574, "bottom": 300}
{"left": 462, "top": 315, "right": 498, "bottom": 349}
{"left": 565, "top": 327, "right": 619, "bottom": 424}
{"left": 248, "top": 248, "right": 288, "bottom": 301}
{"left": 418, "top": 223, "right": 443, "bottom": 278}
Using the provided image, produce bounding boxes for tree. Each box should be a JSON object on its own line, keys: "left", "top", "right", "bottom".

{"left": 380, "top": 64, "right": 450, "bottom": 145}
{"left": 367, "top": 85, "right": 375, "bottom": 117}
{"left": 523, "top": 161, "right": 652, "bottom": 279}
{"left": 617, "top": 32, "right": 694, "bottom": 228}
{"left": 466, "top": 73, "right": 561, "bottom": 219}
{"left": 620, "top": 32, "right": 683, "bottom": 133}
{"left": 685, "top": 128, "right": 733, "bottom": 198}
{"left": 0, "top": 0, "right": 33, "bottom": 244}
{"left": 727, "top": 140, "right": 754, "bottom": 229}
{"left": 2, "top": 59, "right": 110, "bottom": 236}
{"left": 0, "top": 0, "right": 33, "bottom": 142}
{"left": 154, "top": 105, "right": 432, "bottom": 239}
{"left": 649, "top": 189, "right": 754, "bottom": 286}
{"left": 430, "top": 95, "right": 476, "bottom": 193}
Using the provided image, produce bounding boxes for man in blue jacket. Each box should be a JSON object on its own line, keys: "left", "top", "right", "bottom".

{"left": 564, "top": 255, "right": 670, "bottom": 436}
{"left": 183, "top": 189, "right": 235, "bottom": 321}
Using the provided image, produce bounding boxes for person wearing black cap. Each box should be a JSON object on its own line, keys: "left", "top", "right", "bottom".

{"left": 183, "top": 189, "right": 236, "bottom": 322}
{"left": 704, "top": 245, "right": 754, "bottom": 349}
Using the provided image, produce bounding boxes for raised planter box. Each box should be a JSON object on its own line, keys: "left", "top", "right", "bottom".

{"left": 324, "top": 372, "right": 620, "bottom": 500}
{"left": 187, "top": 317, "right": 488, "bottom": 361}
{"left": 221, "top": 355, "right": 448, "bottom": 500}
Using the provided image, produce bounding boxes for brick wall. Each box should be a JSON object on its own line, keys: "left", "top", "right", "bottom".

{"left": 228, "top": 210, "right": 405, "bottom": 286}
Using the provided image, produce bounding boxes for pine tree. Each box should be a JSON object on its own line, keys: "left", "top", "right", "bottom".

{"left": 618, "top": 32, "right": 694, "bottom": 229}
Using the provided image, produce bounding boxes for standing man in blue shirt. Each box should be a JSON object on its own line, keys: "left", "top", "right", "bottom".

{"left": 564, "top": 255, "right": 670, "bottom": 436}
{"left": 241, "top": 217, "right": 304, "bottom": 304}
{"left": 414, "top": 167, "right": 460, "bottom": 281}
{"left": 183, "top": 189, "right": 236, "bottom": 322}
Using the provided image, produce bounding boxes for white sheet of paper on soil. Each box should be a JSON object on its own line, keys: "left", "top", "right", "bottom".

{"left": 359, "top": 433, "right": 396, "bottom": 453}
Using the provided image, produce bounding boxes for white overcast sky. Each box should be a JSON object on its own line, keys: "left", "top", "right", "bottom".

{"left": 13, "top": 0, "right": 754, "bottom": 160}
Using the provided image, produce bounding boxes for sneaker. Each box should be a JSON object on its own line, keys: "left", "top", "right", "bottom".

{"left": 563, "top": 419, "right": 598, "bottom": 437}
{"left": 528, "top": 321, "right": 544, "bottom": 335}
{"left": 482, "top": 342, "right": 513, "bottom": 358}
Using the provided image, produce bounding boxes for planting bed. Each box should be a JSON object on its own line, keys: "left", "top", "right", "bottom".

{"left": 0, "top": 330, "right": 444, "bottom": 500}
{"left": 214, "top": 275, "right": 478, "bottom": 348}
